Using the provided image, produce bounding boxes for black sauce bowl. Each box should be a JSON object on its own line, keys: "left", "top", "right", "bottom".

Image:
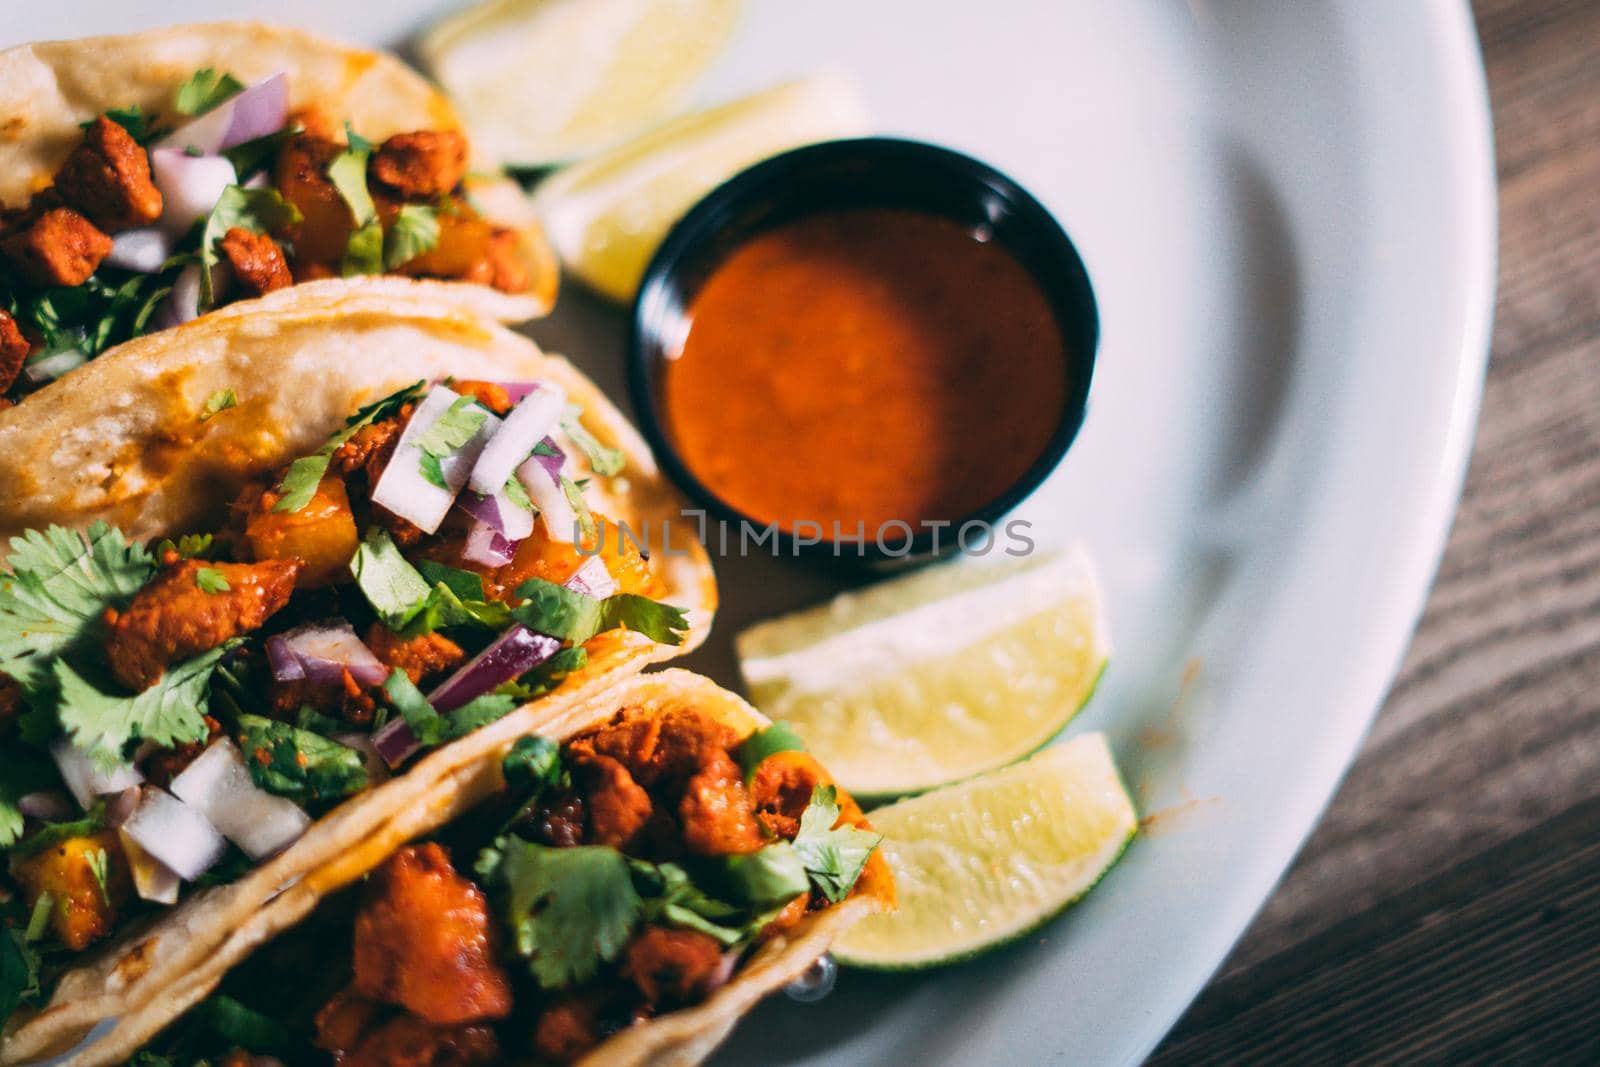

{"left": 627, "top": 137, "right": 1099, "bottom": 567}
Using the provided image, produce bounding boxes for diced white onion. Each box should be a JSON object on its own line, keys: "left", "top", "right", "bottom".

{"left": 106, "top": 227, "right": 174, "bottom": 273}
{"left": 568, "top": 556, "right": 618, "bottom": 599}
{"left": 370, "top": 386, "right": 495, "bottom": 534}
{"left": 468, "top": 383, "right": 567, "bottom": 496}
{"left": 118, "top": 827, "right": 181, "bottom": 905}
{"left": 120, "top": 787, "right": 227, "bottom": 882}
{"left": 50, "top": 739, "right": 144, "bottom": 811}
{"left": 170, "top": 739, "right": 310, "bottom": 861}
{"left": 22, "top": 349, "right": 88, "bottom": 385}
{"left": 518, "top": 455, "right": 577, "bottom": 543}
{"left": 151, "top": 150, "right": 237, "bottom": 238}
{"left": 156, "top": 73, "right": 289, "bottom": 156}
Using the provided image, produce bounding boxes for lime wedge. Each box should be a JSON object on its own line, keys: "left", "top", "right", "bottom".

{"left": 736, "top": 545, "right": 1110, "bottom": 799}
{"left": 530, "top": 74, "right": 870, "bottom": 302}
{"left": 420, "top": 0, "right": 744, "bottom": 167}
{"left": 834, "top": 734, "right": 1136, "bottom": 970}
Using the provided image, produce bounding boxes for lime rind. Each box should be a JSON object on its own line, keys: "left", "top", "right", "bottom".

{"left": 833, "top": 734, "right": 1138, "bottom": 971}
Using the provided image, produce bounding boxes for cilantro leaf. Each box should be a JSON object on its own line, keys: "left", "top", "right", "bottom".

{"left": 561, "top": 406, "right": 625, "bottom": 477}
{"left": 222, "top": 125, "right": 300, "bottom": 182}
{"left": 152, "top": 533, "right": 215, "bottom": 561}
{"left": 193, "top": 995, "right": 293, "bottom": 1056}
{"left": 199, "top": 389, "right": 237, "bottom": 422}
{"left": 194, "top": 567, "right": 229, "bottom": 594}
{"left": 633, "top": 861, "right": 756, "bottom": 947}
{"left": 502, "top": 735, "right": 561, "bottom": 793}
{"left": 235, "top": 714, "right": 369, "bottom": 803}
{"left": 416, "top": 560, "right": 487, "bottom": 602}
{"left": 10, "top": 802, "right": 105, "bottom": 858}
{"left": 381, "top": 670, "right": 515, "bottom": 747}
{"left": 718, "top": 843, "right": 811, "bottom": 907}
{"left": 274, "top": 382, "right": 424, "bottom": 512}
{"left": 0, "top": 748, "right": 59, "bottom": 848}
{"left": 384, "top": 205, "right": 441, "bottom": 270}
{"left": 350, "top": 528, "right": 432, "bottom": 631}
{"left": 52, "top": 642, "right": 235, "bottom": 765}
{"left": 87, "top": 847, "right": 111, "bottom": 904}
{"left": 512, "top": 578, "right": 687, "bottom": 647}
{"left": 174, "top": 69, "right": 245, "bottom": 117}
{"left": 733, "top": 722, "right": 807, "bottom": 782}
{"left": 790, "top": 785, "right": 882, "bottom": 903}
{"left": 475, "top": 838, "right": 642, "bottom": 990}
{"left": 84, "top": 106, "right": 163, "bottom": 145}
{"left": 198, "top": 186, "right": 302, "bottom": 309}
{"left": 560, "top": 476, "right": 597, "bottom": 542}
{"left": 415, "top": 396, "right": 487, "bottom": 487}
{"left": 327, "top": 134, "right": 381, "bottom": 277}
{"left": 0, "top": 523, "right": 155, "bottom": 691}
{"left": 502, "top": 475, "right": 534, "bottom": 513}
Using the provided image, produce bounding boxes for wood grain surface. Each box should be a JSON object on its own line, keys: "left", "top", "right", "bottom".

{"left": 1148, "top": 0, "right": 1600, "bottom": 1061}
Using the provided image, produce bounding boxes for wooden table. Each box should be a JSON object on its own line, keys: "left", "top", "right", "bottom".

{"left": 1147, "top": 2, "right": 1600, "bottom": 1061}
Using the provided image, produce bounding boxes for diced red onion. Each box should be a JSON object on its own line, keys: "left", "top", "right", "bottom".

{"left": 22, "top": 350, "right": 87, "bottom": 385}
{"left": 468, "top": 383, "right": 567, "bottom": 496}
{"left": 280, "top": 621, "right": 388, "bottom": 688}
{"left": 106, "top": 227, "right": 174, "bottom": 273}
{"left": 460, "top": 486, "right": 534, "bottom": 541}
{"left": 217, "top": 73, "right": 290, "bottom": 150}
{"left": 50, "top": 738, "right": 144, "bottom": 811}
{"left": 334, "top": 732, "right": 391, "bottom": 785}
{"left": 463, "top": 520, "right": 516, "bottom": 568}
{"left": 494, "top": 382, "right": 540, "bottom": 405}
{"left": 530, "top": 436, "right": 566, "bottom": 482}
{"left": 17, "top": 790, "right": 75, "bottom": 822}
{"left": 171, "top": 740, "right": 310, "bottom": 861}
{"left": 156, "top": 73, "right": 289, "bottom": 156}
{"left": 518, "top": 453, "right": 578, "bottom": 543}
{"left": 151, "top": 149, "right": 237, "bottom": 238}
{"left": 371, "top": 717, "right": 421, "bottom": 769}
{"left": 120, "top": 787, "right": 227, "bottom": 882}
{"left": 265, "top": 634, "right": 305, "bottom": 682}
{"left": 118, "top": 827, "right": 181, "bottom": 905}
{"left": 371, "top": 386, "right": 498, "bottom": 535}
{"left": 428, "top": 624, "right": 561, "bottom": 713}
{"left": 565, "top": 556, "right": 618, "bottom": 599}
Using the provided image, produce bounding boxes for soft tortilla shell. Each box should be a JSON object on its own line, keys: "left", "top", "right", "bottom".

{"left": 0, "top": 285, "right": 717, "bottom": 1065}
{"left": 16, "top": 672, "right": 886, "bottom": 1067}
{"left": 0, "top": 22, "right": 555, "bottom": 321}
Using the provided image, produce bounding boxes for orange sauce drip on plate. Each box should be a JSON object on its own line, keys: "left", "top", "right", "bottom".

{"left": 662, "top": 208, "right": 1068, "bottom": 533}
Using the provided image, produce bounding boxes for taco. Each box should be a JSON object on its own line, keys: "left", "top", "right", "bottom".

{"left": 112, "top": 669, "right": 891, "bottom": 1067}
{"left": 0, "top": 282, "right": 715, "bottom": 1064}
{"left": 0, "top": 22, "right": 558, "bottom": 405}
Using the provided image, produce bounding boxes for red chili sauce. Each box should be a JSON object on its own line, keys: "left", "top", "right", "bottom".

{"left": 661, "top": 208, "right": 1069, "bottom": 534}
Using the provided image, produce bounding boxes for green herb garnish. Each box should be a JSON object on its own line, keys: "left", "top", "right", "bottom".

{"left": 174, "top": 68, "right": 245, "bottom": 117}
{"left": 199, "top": 389, "right": 237, "bottom": 422}
{"left": 274, "top": 382, "right": 424, "bottom": 512}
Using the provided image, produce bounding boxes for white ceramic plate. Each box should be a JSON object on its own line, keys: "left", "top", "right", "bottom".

{"left": 3, "top": 2, "right": 1494, "bottom": 1064}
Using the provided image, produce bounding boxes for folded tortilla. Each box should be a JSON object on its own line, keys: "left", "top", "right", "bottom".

{"left": 0, "top": 280, "right": 717, "bottom": 1066}
{"left": 26, "top": 670, "right": 890, "bottom": 1067}
{"left": 0, "top": 22, "right": 558, "bottom": 344}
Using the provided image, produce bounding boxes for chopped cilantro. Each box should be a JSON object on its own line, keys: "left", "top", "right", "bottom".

{"left": 9, "top": 802, "right": 106, "bottom": 859}
{"left": 222, "top": 125, "right": 300, "bottom": 182}
{"left": 502, "top": 475, "right": 534, "bottom": 513}
{"left": 327, "top": 131, "right": 382, "bottom": 277}
{"left": 416, "top": 560, "right": 487, "bottom": 602}
{"left": 194, "top": 567, "right": 229, "bottom": 594}
{"left": 152, "top": 533, "right": 215, "bottom": 561}
{"left": 23, "top": 894, "right": 53, "bottom": 942}
{"left": 512, "top": 578, "right": 687, "bottom": 647}
{"left": 475, "top": 838, "right": 642, "bottom": 990}
{"left": 83, "top": 105, "right": 162, "bottom": 145}
{"left": 193, "top": 994, "right": 294, "bottom": 1056}
{"left": 382, "top": 670, "right": 516, "bottom": 747}
{"left": 561, "top": 406, "right": 625, "bottom": 477}
{"left": 87, "top": 848, "right": 111, "bottom": 904}
{"left": 502, "top": 735, "right": 561, "bottom": 793}
{"left": 718, "top": 843, "right": 811, "bottom": 907}
{"left": 274, "top": 382, "right": 424, "bottom": 512}
{"left": 415, "top": 396, "right": 488, "bottom": 489}
{"left": 199, "top": 389, "right": 237, "bottom": 422}
{"left": 0, "top": 924, "right": 41, "bottom": 1026}
{"left": 384, "top": 205, "right": 441, "bottom": 270}
{"left": 0, "top": 522, "right": 155, "bottom": 692}
{"left": 734, "top": 722, "right": 807, "bottom": 782}
{"left": 352, "top": 529, "right": 511, "bottom": 636}
{"left": 174, "top": 68, "right": 244, "bottom": 117}
{"left": 790, "top": 785, "right": 882, "bottom": 903}
{"left": 198, "top": 186, "right": 302, "bottom": 309}
{"left": 52, "top": 641, "right": 236, "bottom": 768}
{"left": 560, "top": 475, "right": 597, "bottom": 542}
{"left": 235, "top": 714, "right": 369, "bottom": 803}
